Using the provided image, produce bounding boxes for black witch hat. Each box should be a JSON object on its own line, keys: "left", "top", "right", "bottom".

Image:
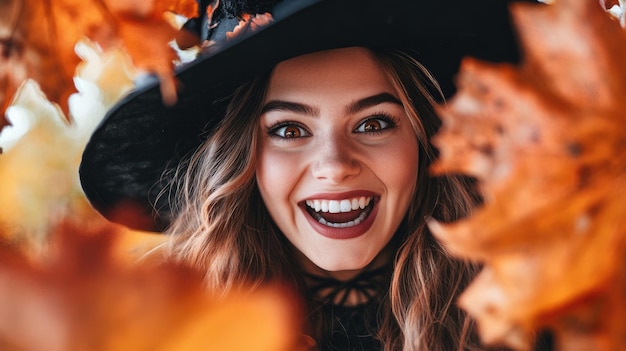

{"left": 79, "top": 0, "right": 528, "bottom": 231}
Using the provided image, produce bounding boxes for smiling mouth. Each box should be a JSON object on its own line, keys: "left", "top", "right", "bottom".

{"left": 304, "top": 196, "right": 376, "bottom": 228}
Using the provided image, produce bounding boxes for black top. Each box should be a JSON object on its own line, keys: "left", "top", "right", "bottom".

{"left": 316, "top": 299, "right": 383, "bottom": 350}
{"left": 305, "top": 266, "right": 390, "bottom": 350}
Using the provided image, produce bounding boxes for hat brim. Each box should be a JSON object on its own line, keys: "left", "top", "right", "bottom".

{"left": 80, "top": 0, "right": 526, "bottom": 231}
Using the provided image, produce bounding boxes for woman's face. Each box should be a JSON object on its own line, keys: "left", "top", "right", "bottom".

{"left": 256, "top": 47, "right": 419, "bottom": 275}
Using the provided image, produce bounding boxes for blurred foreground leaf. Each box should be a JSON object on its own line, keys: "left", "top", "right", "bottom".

{"left": 0, "top": 222, "right": 304, "bottom": 351}
{"left": 430, "top": 0, "right": 626, "bottom": 349}
{"left": 0, "top": 0, "right": 197, "bottom": 128}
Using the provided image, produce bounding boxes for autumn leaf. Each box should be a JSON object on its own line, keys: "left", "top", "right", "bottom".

{"left": 0, "top": 42, "right": 118, "bottom": 244}
{"left": 0, "top": 0, "right": 197, "bottom": 130}
{"left": 0, "top": 39, "right": 172, "bottom": 266}
{"left": 429, "top": 0, "right": 626, "bottom": 349}
{"left": 0, "top": 221, "right": 305, "bottom": 351}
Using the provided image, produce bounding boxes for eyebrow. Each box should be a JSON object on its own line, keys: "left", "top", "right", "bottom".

{"left": 346, "top": 92, "right": 402, "bottom": 114}
{"left": 261, "top": 100, "right": 319, "bottom": 116}
{"left": 261, "top": 92, "right": 402, "bottom": 116}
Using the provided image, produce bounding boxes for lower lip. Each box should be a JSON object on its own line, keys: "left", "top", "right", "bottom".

{"left": 301, "top": 202, "right": 379, "bottom": 240}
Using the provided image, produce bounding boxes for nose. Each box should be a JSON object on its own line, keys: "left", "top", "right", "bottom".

{"left": 310, "top": 135, "right": 360, "bottom": 183}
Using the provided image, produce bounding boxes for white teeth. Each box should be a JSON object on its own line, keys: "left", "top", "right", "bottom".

{"left": 316, "top": 211, "right": 367, "bottom": 228}
{"left": 305, "top": 196, "right": 372, "bottom": 213}
{"left": 314, "top": 200, "right": 321, "bottom": 212}
{"left": 358, "top": 197, "right": 366, "bottom": 209}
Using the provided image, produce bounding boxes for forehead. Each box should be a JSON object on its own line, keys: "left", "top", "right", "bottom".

{"left": 266, "top": 47, "right": 396, "bottom": 99}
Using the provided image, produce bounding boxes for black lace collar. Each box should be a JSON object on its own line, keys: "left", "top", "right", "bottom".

{"left": 304, "top": 264, "right": 391, "bottom": 307}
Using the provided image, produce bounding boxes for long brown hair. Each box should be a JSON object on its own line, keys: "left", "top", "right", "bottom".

{"left": 164, "top": 48, "right": 482, "bottom": 350}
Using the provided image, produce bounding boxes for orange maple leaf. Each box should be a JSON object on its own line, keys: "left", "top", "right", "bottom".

{"left": 0, "top": 221, "right": 306, "bottom": 351}
{"left": 429, "top": 0, "right": 626, "bottom": 349}
{"left": 0, "top": 0, "right": 197, "bottom": 131}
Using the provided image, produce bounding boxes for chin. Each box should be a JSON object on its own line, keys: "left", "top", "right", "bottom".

{"left": 313, "top": 255, "right": 373, "bottom": 273}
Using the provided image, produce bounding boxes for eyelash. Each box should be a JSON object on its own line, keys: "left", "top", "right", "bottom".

{"left": 265, "top": 113, "right": 399, "bottom": 140}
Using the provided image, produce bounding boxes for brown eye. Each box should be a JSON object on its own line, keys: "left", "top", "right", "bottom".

{"left": 355, "top": 116, "right": 395, "bottom": 133}
{"left": 362, "top": 120, "right": 382, "bottom": 132}
{"left": 270, "top": 123, "right": 310, "bottom": 139}
{"left": 283, "top": 126, "right": 302, "bottom": 138}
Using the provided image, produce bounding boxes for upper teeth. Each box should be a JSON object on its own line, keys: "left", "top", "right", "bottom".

{"left": 305, "top": 197, "right": 372, "bottom": 213}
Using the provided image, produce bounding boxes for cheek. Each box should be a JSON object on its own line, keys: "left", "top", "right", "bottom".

{"left": 256, "top": 147, "right": 307, "bottom": 245}
{"left": 256, "top": 147, "right": 300, "bottom": 211}
{"left": 380, "top": 139, "right": 420, "bottom": 196}
{"left": 376, "top": 138, "right": 420, "bottom": 225}
{"left": 397, "top": 148, "right": 420, "bottom": 190}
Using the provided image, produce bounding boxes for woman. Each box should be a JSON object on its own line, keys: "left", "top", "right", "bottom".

{"left": 80, "top": 0, "right": 536, "bottom": 349}
{"left": 166, "top": 47, "right": 482, "bottom": 350}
